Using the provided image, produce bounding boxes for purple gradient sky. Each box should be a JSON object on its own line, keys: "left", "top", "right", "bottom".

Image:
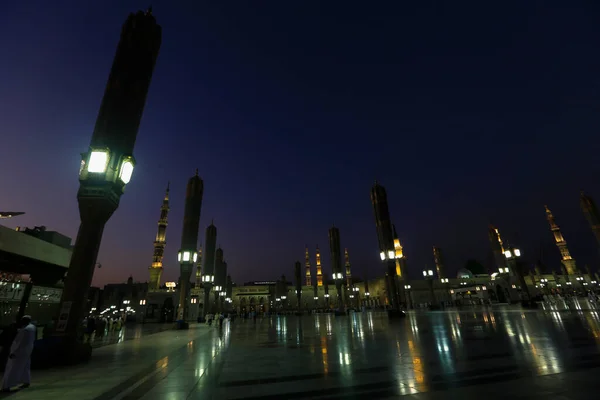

{"left": 2, "top": 2, "right": 600, "bottom": 287}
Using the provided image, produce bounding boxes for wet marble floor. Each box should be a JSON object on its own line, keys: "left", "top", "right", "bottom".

{"left": 6, "top": 308, "right": 600, "bottom": 399}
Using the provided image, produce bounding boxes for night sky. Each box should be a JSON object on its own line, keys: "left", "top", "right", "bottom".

{"left": 2, "top": 1, "right": 600, "bottom": 287}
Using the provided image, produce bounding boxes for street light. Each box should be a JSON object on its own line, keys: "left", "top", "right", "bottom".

{"left": 55, "top": 8, "right": 162, "bottom": 348}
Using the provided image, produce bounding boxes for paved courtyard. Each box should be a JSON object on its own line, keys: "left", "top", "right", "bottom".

{"left": 4, "top": 307, "right": 600, "bottom": 399}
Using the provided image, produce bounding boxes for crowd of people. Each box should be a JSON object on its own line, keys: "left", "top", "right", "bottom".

{"left": 82, "top": 315, "right": 125, "bottom": 344}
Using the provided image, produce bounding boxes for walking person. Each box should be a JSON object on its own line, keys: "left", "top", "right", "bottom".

{"left": 1, "top": 316, "right": 36, "bottom": 392}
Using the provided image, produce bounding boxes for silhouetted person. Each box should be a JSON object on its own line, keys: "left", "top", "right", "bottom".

{"left": 1, "top": 316, "right": 36, "bottom": 392}
{"left": 0, "top": 322, "right": 17, "bottom": 371}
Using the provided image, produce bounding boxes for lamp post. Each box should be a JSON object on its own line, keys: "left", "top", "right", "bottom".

{"left": 440, "top": 278, "right": 450, "bottom": 306}
{"left": 403, "top": 285, "right": 412, "bottom": 309}
{"left": 333, "top": 272, "right": 344, "bottom": 311}
{"left": 504, "top": 248, "right": 531, "bottom": 306}
{"left": 201, "top": 223, "right": 217, "bottom": 318}
{"left": 294, "top": 261, "right": 302, "bottom": 313}
{"left": 176, "top": 171, "right": 203, "bottom": 323}
{"left": 422, "top": 269, "right": 437, "bottom": 309}
{"left": 351, "top": 286, "right": 360, "bottom": 309}
{"left": 55, "top": 9, "right": 161, "bottom": 347}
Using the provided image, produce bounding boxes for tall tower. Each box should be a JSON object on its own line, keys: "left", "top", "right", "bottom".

{"left": 201, "top": 223, "right": 217, "bottom": 315}
{"left": 195, "top": 246, "right": 202, "bottom": 287}
{"left": 177, "top": 171, "right": 204, "bottom": 321}
{"left": 328, "top": 226, "right": 344, "bottom": 309}
{"left": 392, "top": 225, "right": 405, "bottom": 278}
{"left": 580, "top": 191, "right": 600, "bottom": 249}
{"left": 488, "top": 225, "right": 507, "bottom": 271}
{"left": 344, "top": 248, "right": 352, "bottom": 287}
{"left": 149, "top": 183, "right": 169, "bottom": 291}
{"left": 370, "top": 182, "right": 401, "bottom": 310}
{"left": 316, "top": 245, "right": 323, "bottom": 286}
{"left": 545, "top": 205, "right": 577, "bottom": 275}
{"left": 433, "top": 246, "right": 445, "bottom": 279}
{"left": 305, "top": 246, "right": 312, "bottom": 286}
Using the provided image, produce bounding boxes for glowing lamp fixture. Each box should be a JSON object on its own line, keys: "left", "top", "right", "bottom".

{"left": 202, "top": 275, "right": 214, "bottom": 283}
{"left": 314, "top": 296, "right": 318, "bottom": 300}
{"left": 379, "top": 252, "right": 386, "bottom": 261}
{"left": 404, "top": 285, "right": 411, "bottom": 289}
{"left": 119, "top": 158, "right": 134, "bottom": 184}
{"left": 387, "top": 250, "right": 395, "bottom": 259}
{"left": 139, "top": 299, "right": 146, "bottom": 305}
{"left": 87, "top": 150, "right": 109, "bottom": 173}
{"left": 504, "top": 250, "right": 512, "bottom": 259}
{"left": 324, "top": 293, "right": 330, "bottom": 298}
{"left": 440, "top": 278, "right": 449, "bottom": 283}
{"left": 423, "top": 270, "right": 433, "bottom": 277}
{"left": 193, "top": 252, "right": 198, "bottom": 263}
{"left": 365, "top": 292, "right": 370, "bottom": 296}
{"left": 281, "top": 295, "right": 287, "bottom": 300}
{"left": 178, "top": 251, "right": 192, "bottom": 262}
{"left": 333, "top": 272, "right": 343, "bottom": 280}
{"left": 514, "top": 249, "right": 521, "bottom": 257}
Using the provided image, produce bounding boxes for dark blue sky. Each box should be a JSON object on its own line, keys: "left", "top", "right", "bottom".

{"left": 2, "top": 1, "right": 600, "bottom": 286}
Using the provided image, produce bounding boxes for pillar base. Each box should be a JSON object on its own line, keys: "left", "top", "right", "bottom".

{"left": 32, "top": 337, "right": 92, "bottom": 369}
{"left": 387, "top": 309, "right": 406, "bottom": 319}
{"left": 175, "top": 321, "right": 189, "bottom": 330}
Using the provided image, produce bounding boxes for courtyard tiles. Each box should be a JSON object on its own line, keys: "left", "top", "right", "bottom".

{"left": 5, "top": 307, "right": 600, "bottom": 399}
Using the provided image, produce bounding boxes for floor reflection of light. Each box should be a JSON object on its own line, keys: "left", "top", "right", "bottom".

{"left": 195, "top": 368, "right": 205, "bottom": 377}
{"left": 434, "top": 324, "right": 455, "bottom": 374}
{"left": 321, "top": 336, "right": 329, "bottom": 374}
{"left": 156, "top": 356, "right": 168, "bottom": 368}
{"left": 582, "top": 312, "right": 600, "bottom": 340}
{"left": 326, "top": 315, "right": 332, "bottom": 335}
{"left": 398, "top": 384, "right": 419, "bottom": 395}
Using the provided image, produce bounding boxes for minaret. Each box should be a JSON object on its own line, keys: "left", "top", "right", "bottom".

{"left": 488, "top": 225, "right": 507, "bottom": 271}
{"left": 344, "top": 248, "right": 352, "bottom": 287}
{"left": 305, "top": 246, "right": 312, "bottom": 286}
{"left": 580, "top": 191, "right": 600, "bottom": 249}
{"left": 433, "top": 246, "right": 445, "bottom": 279}
{"left": 195, "top": 245, "right": 202, "bottom": 287}
{"left": 545, "top": 205, "right": 577, "bottom": 275}
{"left": 316, "top": 245, "right": 323, "bottom": 286}
{"left": 177, "top": 170, "right": 204, "bottom": 321}
{"left": 149, "top": 183, "right": 169, "bottom": 291}
{"left": 392, "top": 225, "right": 405, "bottom": 278}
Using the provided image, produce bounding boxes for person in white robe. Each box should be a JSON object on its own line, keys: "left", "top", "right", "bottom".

{"left": 1, "top": 316, "right": 36, "bottom": 392}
